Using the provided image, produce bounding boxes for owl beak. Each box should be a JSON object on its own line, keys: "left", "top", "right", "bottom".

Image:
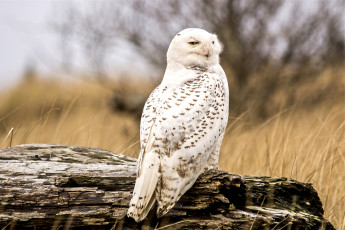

{"left": 202, "top": 46, "right": 210, "bottom": 58}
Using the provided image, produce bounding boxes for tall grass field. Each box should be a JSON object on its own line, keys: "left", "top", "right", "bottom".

{"left": 0, "top": 72, "right": 344, "bottom": 229}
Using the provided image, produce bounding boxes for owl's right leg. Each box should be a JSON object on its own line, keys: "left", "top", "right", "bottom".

{"left": 204, "top": 144, "right": 220, "bottom": 170}
{"left": 204, "top": 154, "right": 219, "bottom": 170}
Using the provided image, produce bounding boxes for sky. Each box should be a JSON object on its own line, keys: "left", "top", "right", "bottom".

{"left": 0, "top": 0, "right": 337, "bottom": 92}
{"left": 0, "top": 0, "right": 60, "bottom": 90}
{"left": 0, "top": 0, "right": 152, "bottom": 92}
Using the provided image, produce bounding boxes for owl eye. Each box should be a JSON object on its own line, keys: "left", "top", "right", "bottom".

{"left": 188, "top": 41, "right": 199, "bottom": 45}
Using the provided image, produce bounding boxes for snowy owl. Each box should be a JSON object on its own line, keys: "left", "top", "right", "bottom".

{"left": 127, "top": 28, "right": 229, "bottom": 222}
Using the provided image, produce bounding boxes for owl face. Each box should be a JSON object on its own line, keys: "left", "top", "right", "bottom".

{"left": 167, "top": 28, "right": 222, "bottom": 68}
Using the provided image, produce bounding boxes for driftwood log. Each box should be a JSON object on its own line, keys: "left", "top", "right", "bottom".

{"left": 0, "top": 144, "right": 334, "bottom": 230}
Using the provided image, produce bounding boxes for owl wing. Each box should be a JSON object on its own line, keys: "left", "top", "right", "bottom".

{"left": 137, "top": 86, "right": 162, "bottom": 175}
{"left": 127, "top": 86, "right": 163, "bottom": 222}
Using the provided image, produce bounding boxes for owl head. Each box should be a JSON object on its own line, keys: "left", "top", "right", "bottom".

{"left": 167, "top": 28, "right": 222, "bottom": 68}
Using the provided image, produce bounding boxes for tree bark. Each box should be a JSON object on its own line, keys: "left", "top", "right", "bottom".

{"left": 0, "top": 144, "right": 334, "bottom": 229}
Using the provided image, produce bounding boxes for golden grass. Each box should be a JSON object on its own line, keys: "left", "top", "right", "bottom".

{"left": 220, "top": 103, "right": 345, "bottom": 229}
{"left": 0, "top": 74, "right": 344, "bottom": 229}
{"left": 0, "top": 79, "right": 142, "bottom": 157}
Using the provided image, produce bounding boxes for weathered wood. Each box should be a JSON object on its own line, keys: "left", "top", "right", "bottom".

{"left": 0, "top": 144, "right": 334, "bottom": 229}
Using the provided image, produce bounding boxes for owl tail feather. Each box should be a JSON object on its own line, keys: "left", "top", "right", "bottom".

{"left": 127, "top": 152, "right": 160, "bottom": 222}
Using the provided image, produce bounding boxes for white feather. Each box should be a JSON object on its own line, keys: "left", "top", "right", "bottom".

{"left": 127, "top": 28, "right": 229, "bottom": 222}
{"left": 127, "top": 151, "right": 159, "bottom": 222}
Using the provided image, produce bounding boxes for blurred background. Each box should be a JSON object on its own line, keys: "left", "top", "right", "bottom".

{"left": 0, "top": 1, "right": 344, "bottom": 228}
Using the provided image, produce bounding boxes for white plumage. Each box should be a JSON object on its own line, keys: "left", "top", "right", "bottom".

{"left": 127, "top": 28, "right": 229, "bottom": 222}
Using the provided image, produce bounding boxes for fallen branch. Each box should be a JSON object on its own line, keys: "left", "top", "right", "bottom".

{"left": 0, "top": 144, "right": 335, "bottom": 229}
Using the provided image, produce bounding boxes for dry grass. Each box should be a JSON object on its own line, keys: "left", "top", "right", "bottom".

{"left": 220, "top": 102, "right": 345, "bottom": 229}
{"left": 0, "top": 72, "right": 344, "bottom": 229}
{"left": 0, "top": 78, "right": 142, "bottom": 157}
